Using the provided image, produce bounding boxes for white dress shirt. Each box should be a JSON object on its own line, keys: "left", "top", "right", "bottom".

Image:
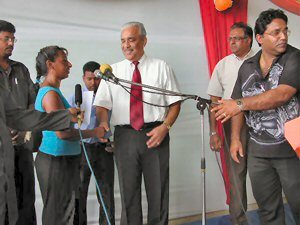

{"left": 207, "top": 50, "right": 255, "bottom": 99}
{"left": 93, "top": 54, "right": 182, "bottom": 126}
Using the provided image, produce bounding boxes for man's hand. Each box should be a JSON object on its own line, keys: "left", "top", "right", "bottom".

{"left": 209, "top": 133, "right": 222, "bottom": 151}
{"left": 146, "top": 124, "right": 169, "bottom": 149}
{"left": 230, "top": 139, "right": 244, "bottom": 163}
{"left": 211, "top": 99, "right": 242, "bottom": 123}
{"left": 99, "top": 122, "right": 110, "bottom": 143}
{"left": 94, "top": 126, "right": 108, "bottom": 140}
{"left": 10, "top": 129, "right": 27, "bottom": 145}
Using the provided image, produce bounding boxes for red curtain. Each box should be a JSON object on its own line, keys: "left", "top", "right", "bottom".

{"left": 198, "top": 0, "right": 248, "bottom": 204}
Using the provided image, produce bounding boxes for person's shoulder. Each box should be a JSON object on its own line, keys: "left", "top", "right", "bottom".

{"left": 280, "top": 45, "right": 300, "bottom": 73}
{"left": 38, "top": 86, "right": 59, "bottom": 95}
{"left": 146, "top": 56, "right": 171, "bottom": 69}
{"left": 285, "top": 45, "right": 300, "bottom": 59}
{"left": 244, "top": 50, "right": 260, "bottom": 65}
{"left": 9, "top": 59, "right": 28, "bottom": 70}
{"left": 111, "top": 59, "right": 127, "bottom": 70}
{"left": 9, "top": 60, "right": 31, "bottom": 79}
{"left": 147, "top": 56, "right": 165, "bottom": 63}
{"left": 216, "top": 54, "right": 235, "bottom": 66}
{"left": 239, "top": 51, "right": 260, "bottom": 75}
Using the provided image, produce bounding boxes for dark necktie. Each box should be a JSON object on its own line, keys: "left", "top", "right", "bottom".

{"left": 130, "top": 61, "right": 144, "bottom": 130}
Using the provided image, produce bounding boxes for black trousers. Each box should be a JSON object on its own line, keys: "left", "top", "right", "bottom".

{"left": 75, "top": 143, "right": 115, "bottom": 225}
{"left": 114, "top": 125, "right": 170, "bottom": 225}
{"left": 223, "top": 121, "right": 248, "bottom": 225}
{"left": 35, "top": 151, "right": 80, "bottom": 225}
{"left": 14, "top": 144, "right": 37, "bottom": 225}
{"left": 248, "top": 154, "right": 300, "bottom": 225}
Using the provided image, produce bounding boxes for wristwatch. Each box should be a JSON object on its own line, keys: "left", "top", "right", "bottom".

{"left": 236, "top": 99, "right": 244, "bottom": 111}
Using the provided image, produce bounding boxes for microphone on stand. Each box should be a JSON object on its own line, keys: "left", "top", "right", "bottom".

{"left": 94, "top": 70, "right": 105, "bottom": 80}
{"left": 75, "top": 84, "right": 83, "bottom": 128}
{"left": 94, "top": 64, "right": 118, "bottom": 82}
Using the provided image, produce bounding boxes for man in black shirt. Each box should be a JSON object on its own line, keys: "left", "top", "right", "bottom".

{"left": 0, "top": 20, "right": 37, "bottom": 225}
{"left": 212, "top": 9, "right": 300, "bottom": 225}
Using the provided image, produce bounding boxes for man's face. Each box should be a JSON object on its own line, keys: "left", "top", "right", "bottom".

{"left": 121, "top": 25, "right": 147, "bottom": 62}
{"left": 257, "top": 18, "right": 288, "bottom": 56}
{"left": 83, "top": 71, "right": 101, "bottom": 92}
{"left": 0, "top": 31, "right": 15, "bottom": 59}
{"left": 228, "top": 28, "right": 251, "bottom": 57}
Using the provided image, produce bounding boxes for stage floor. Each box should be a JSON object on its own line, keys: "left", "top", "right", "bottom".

{"left": 182, "top": 204, "right": 296, "bottom": 225}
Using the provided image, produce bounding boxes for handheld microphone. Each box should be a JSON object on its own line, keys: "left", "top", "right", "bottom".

{"left": 75, "top": 84, "right": 82, "bottom": 127}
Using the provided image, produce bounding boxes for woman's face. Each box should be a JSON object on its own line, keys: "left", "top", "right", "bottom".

{"left": 51, "top": 50, "right": 72, "bottom": 79}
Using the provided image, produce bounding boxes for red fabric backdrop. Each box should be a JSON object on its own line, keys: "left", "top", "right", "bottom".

{"left": 198, "top": 0, "right": 248, "bottom": 204}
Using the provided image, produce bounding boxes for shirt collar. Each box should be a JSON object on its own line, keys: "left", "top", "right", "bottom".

{"left": 234, "top": 49, "right": 254, "bottom": 61}
{"left": 125, "top": 54, "right": 147, "bottom": 68}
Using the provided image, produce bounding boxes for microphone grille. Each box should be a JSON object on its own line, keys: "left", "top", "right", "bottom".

{"left": 75, "top": 84, "right": 82, "bottom": 105}
{"left": 100, "top": 64, "right": 112, "bottom": 74}
{"left": 94, "top": 69, "right": 102, "bottom": 77}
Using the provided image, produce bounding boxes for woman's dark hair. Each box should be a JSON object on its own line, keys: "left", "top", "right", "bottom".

{"left": 255, "top": 9, "right": 288, "bottom": 47}
{"left": 35, "top": 45, "right": 67, "bottom": 81}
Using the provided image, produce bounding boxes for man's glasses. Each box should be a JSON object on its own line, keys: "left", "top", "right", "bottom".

{"left": 0, "top": 37, "right": 17, "bottom": 43}
{"left": 228, "top": 36, "right": 248, "bottom": 42}
{"left": 264, "top": 29, "right": 291, "bottom": 38}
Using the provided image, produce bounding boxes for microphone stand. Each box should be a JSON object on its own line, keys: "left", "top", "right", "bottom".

{"left": 103, "top": 74, "right": 211, "bottom": 224}
{"left": 108, "top": 75, "right": 199, "bottom": 99}
{"left": 197, "top": 98, "right": 210, "bottom": 225}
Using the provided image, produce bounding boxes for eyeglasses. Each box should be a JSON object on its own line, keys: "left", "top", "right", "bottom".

{"left": 264, "top": 29, "right": 291, "bottom": 38}
{"left": 0, "top": 37, "right": 17, "bottom": 43}
{"left": 228, "top": 36, "right": 248, "bottom": 42}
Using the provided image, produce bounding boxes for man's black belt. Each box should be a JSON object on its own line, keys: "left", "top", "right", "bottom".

{"left": 116, "top": 121, "right": 162, "bottom": 131}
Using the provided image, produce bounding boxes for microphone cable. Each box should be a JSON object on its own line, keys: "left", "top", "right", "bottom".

{"left": 114, "top": 79, "right": 192, "bottom": 108}
{"left": 78, "top": 128, "right": 112, "bottom": 225}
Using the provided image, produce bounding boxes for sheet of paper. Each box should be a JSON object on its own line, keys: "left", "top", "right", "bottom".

{"left": 284, "top": 117, "right": 300, "bottom": 158}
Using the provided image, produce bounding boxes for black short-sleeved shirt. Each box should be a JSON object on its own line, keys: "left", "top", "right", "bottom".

{"left": 231, "top": 45, "right": 300, "bottom": 158}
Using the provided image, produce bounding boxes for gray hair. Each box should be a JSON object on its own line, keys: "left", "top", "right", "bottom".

{"left": 121, "top": 22, "right": 147, "bottom": 37}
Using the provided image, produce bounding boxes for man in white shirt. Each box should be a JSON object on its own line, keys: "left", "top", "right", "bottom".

{"left": 94, "top": 21, "right": 181, "bottom": 225}
{"left": 69, "top": 61, "right": 114, "bottom": 225}
{"left": 207, "top": 22, "right": 255, "bottom": 225}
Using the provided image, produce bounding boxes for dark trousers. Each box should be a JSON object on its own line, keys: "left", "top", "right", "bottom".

{"left": 75, "top": 143, "right": 115, "bottom": 225}
{"left": 223, "top": 121, "right": 248, "bottom": 225}
{"left": 114, "top": 125, "right": 170, "bottom": 225}
{"left": 14, "top": 145, "right": 37, "bottom": 225}
{"left": 35, "top": 151, "right": 80, "bottom": 225}
{"left": 248, "top": 154, "right": 300, "bottom": 225}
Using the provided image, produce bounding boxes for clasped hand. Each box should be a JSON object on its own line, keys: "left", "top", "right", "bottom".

{"left": 211, "top": 99, "right": 241, "bottom": 123}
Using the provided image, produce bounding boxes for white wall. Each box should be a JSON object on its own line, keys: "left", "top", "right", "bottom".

{"left": 1, "top": 0, "right": 299, "bottom": 224}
